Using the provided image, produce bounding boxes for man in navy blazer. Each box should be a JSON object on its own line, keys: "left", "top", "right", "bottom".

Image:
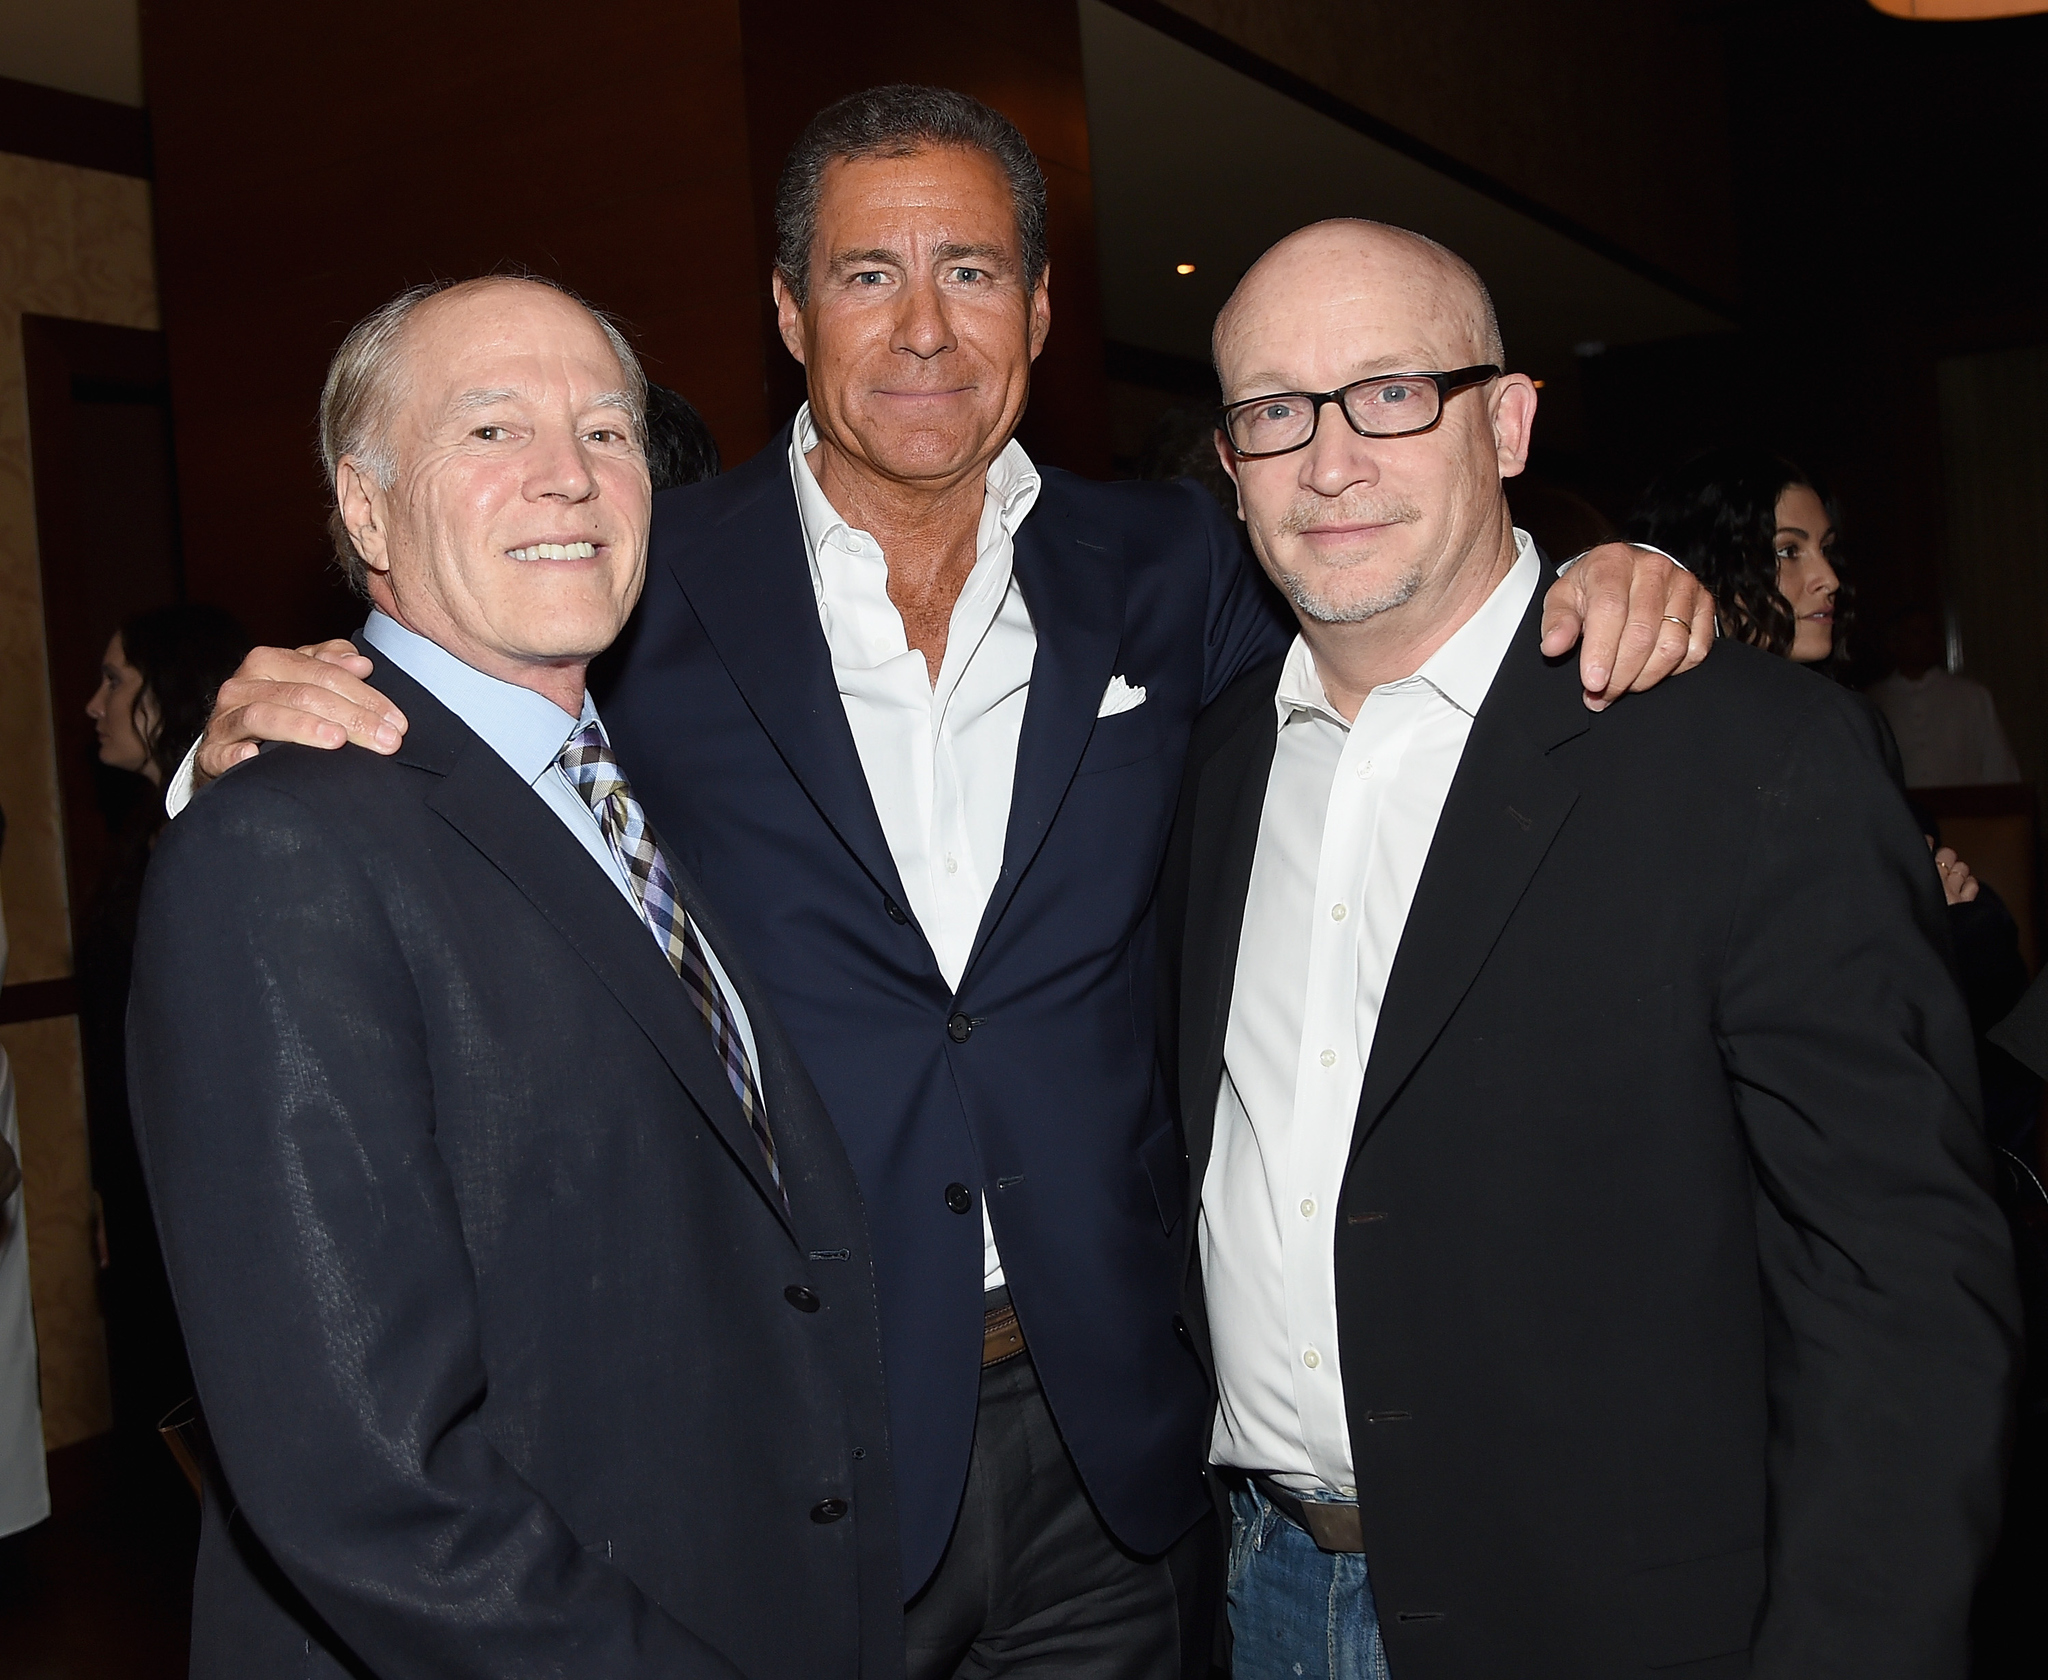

{"left": 187, "top": 88, "right": 1709, "bottom": 1678}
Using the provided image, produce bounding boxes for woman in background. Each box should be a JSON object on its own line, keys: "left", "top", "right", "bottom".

{"left": 78, "top": 603, "right": 248, "bottom": 1465}
{"left": 1628, "top": 444, "right": 1846, "bottom": 666}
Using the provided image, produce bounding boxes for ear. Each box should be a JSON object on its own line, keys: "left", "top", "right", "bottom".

{"left": 1214, "top": 429, "right": 1247, "bottom": 522}
{"left": 1027, "top": 263, "right": 1053, "bottom": 363}
{"left": 771, "top": 270, "right": 808, "bottom": 366}
{"left": 1490, "top": 375, "right": 1539, "bottom": 480}
{"left": 336, "top": 457, "right": 392, "bottom": 582}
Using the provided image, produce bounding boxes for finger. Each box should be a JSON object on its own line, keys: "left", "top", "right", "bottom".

{"left": 1958, "top": 878, "right": 1980, "bottom": 903}
{"left": 297, "top": 638, "right": 375, "bottom": 675}
{"left": 1572, "top": 566, "right": 1635, "bottom": 703}
{"left": 1684, "top": 579, "right": 1717, "bottom": 671}
{"left": 231, "top": 647, "right": 405, "bottom": 730}
{"left": 248, "top": 682, "right": 402, "bottom": 750}
{"left": 1540, "top": 587, "right": 1581, "bottom": 659}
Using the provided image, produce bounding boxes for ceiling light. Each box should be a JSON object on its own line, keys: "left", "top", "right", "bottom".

{"left": 1532, "top": 379, "right": 1545, "bottom": 388}
{"left": 1175, "top": 263, "right": 1196, "bottom": 275}
{"left": 1867, "top": 1, "right": 2047, "bottom": 16}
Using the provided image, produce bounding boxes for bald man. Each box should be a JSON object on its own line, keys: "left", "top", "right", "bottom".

{"left": 1155, "top": 222, "right": 2019, "bottom": 1680}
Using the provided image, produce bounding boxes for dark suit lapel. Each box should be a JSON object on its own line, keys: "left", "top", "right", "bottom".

{"left": 397, "top": 684, "right": 796, "bottom": 1235}
{"left": 664, "top": 437, "right": 913, "bottom": 914}
{"left": 963, "top": 505, "right": 1127, "bottom": 974}
{"left": 1177, "top": 678, "right": 1283, "bottom": 1221}
{"left": 1351, "top": 593, "right": 1592, "bottom": 1154}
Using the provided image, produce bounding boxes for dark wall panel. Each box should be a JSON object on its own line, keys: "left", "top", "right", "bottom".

{"left": 142, "top": 1, "right": 771, "bottom": 645}
{"left": 737, "top": 0, "right": 1111, "bottom": 478}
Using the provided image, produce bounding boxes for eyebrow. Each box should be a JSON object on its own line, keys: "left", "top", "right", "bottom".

{"left": 445, "top": 387, "right": 636, "bottom": 417}
{"left": 1227, "top": 358, "right": 1434, "bottom": 397}
{"left": 828, "top": 241, "right": 1012, "bottom": 273}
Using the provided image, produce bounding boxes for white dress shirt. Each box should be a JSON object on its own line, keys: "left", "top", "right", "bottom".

{"left": 359, "top": 613, "right": 763, "bottom": 1080}
{"left": 788, "top": 404, "right": 1042, "bottom": 1291}
{"left": 1201, "top": 534, "right": 1541, "bottom": 1495}
{"left": 1866, "top": 667, "right": 2022, "bottom": 788}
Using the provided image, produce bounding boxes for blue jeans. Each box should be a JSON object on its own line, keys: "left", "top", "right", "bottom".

{"left": 1225, "top": 1484, "right": 1388, "bottom": 1680}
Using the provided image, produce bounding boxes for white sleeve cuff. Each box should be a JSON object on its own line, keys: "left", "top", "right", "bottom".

{"left": 164, "top": 738, "right": 202, "bottom": 819}
{"left": 1555, "top": 541, "right": 1688, "bottom": 577}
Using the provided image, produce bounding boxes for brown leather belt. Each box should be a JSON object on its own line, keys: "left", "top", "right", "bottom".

{"left": 982, "top": 1301, "right": 1026, "bottom": 1367}
{"left": 1253, "top": 1474, "right": 1366, "bottom": 1553}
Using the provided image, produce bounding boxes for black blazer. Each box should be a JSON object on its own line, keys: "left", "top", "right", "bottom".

{"left": 601, "top": 431, "right": 1290, "bottom": 1587}
{"left": 128, "top": 654, "right": 902, "bottom": 1680}
{"left": 1158, "top": 589, "right": 2020, "bottom": 1679}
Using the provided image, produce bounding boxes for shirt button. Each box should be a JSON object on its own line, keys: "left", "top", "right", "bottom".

{"left": 1320, "top": 1049, "right": 1337, "bottom": 1068}
{"left": 1300, "top": 1198, "right": 1316, "bottom": 1219}
{"left": 1330, "top": 903, "right": 1348, "bottom": 922}
{"left": 945, "top": 854, "right": 959, "bottom": 875}
{"left": 1303, "top": 1348, "right": 1321, "bottom": 1370}
{"left": 1357, "top": 759, "right": 1374, "bottom": 779}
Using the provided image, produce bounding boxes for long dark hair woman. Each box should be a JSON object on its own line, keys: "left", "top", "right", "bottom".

{"left": 1627, "top": 446, "right": 1848, "bottom": 669}
{"left": 77, "top": 602, "right": 249, "bottom": 1462}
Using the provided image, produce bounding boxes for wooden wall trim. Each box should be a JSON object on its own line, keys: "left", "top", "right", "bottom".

{"left": 0, "top": 77, "right": 151, "bottom": 180}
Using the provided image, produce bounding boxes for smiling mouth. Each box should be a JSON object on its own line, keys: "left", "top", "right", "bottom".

{"left": 506, "top": 542, "right": 599, "bottom": 562}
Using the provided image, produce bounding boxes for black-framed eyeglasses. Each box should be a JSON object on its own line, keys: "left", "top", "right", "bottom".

{"left": 1219, "top": 365, "right": 1501, "bottom": 459}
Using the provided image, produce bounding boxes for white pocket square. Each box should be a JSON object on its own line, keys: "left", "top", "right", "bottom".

{"left": 1097, "top": 675, "right": 1147, "bottom": 718}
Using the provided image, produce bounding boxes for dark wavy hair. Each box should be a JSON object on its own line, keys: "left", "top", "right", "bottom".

{"left": 773, "top": 85, "right": 1048, "bottom": 308}
{"left": 1627, "top": 446, "right": 1851, "bottom": 664}
{"left": 117, "top": 602, "right": 251, "bottom": 789}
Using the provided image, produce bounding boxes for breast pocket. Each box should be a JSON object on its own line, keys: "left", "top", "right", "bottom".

{"left": 1076, "top": 707, "right": 1165, "bottom": 776}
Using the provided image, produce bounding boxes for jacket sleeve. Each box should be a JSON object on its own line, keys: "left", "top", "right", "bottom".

{"left": 1713, "top": 696, "right": 2021, "bottom": 1679}
{"left": 1189, "top": 481, "right": 1292, "bottom": 705}
{"left": 128, "top": 771, "right": 750, "bottom": 1680}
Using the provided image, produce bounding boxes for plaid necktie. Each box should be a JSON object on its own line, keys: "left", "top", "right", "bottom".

{"left": 558, "top": 719, "right": 785, "bottom": 1211}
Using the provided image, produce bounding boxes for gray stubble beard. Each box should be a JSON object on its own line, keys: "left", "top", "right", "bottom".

{"left": 1273, "top": 559, "right": 1424, "bottom": 625}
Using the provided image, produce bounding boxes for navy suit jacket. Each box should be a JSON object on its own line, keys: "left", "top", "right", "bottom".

{"left": 130, "top": 655, "right": 903, "bottom": 1679}
{"left": 601, "top": 426, "right": 1291, "bottom": 1587}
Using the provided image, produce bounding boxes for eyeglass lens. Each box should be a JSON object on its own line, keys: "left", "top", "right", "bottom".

{"left": 1227, "top": 375, "right": 1442, "bottom": 455}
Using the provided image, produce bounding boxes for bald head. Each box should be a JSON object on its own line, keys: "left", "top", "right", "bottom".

{"left": 1214, "top": 219, "right": 1502, "bottom": 394}
{"left": 1206, "top": 217, "right": 1535, "bottom": 687}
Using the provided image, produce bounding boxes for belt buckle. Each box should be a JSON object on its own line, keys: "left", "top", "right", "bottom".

{"left": 1298, "top": 1499, "right": 1365, "bottom": 1553}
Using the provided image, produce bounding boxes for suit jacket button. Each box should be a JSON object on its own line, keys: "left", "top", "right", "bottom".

{"left": 810, "top": 1498, "right": 848, "bottom": 1524}
{"left": 784, "top": 1285, "right": 820, "bottom": 1313}
{"left": 945, "top": 1182, "right": 973, "bottom": 1214}
{"left": 947, "top": 1012, "right": 973, "bottom": 1042}
{"left": 883, "top": 896, "right": 909, "bottom": 925}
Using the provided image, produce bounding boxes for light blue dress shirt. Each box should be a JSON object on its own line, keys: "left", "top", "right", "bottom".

{"left": 361, "top": 611, "right": 760, "bottom": 1078}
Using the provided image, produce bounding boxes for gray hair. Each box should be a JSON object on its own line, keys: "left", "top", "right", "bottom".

{"left": 318, "top": 274, "right": 647, "bottom": 598}
{"left": 773, "top": 84, "right": 1048, "bottom": 308}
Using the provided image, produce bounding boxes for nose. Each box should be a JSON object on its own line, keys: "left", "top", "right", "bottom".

{"left": 892, "top": 272, "right": 956, "bottom": 363}
{"left": 85, "top": 682, "right": 105, "bottom": 721}
{"left": 525, "top": 420, "right": 599, "bottom": 503}
{"left": 1811, "top": 555, "right": 1840, "bottom": 599}
{"left": 1300, "top": 402, "right": 1382, "bottom": 497}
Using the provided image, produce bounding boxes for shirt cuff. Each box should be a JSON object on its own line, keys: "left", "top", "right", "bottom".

{"left": 1554, "top": 541, "right": 1687, "bottom": 577}
{"left": 164, "top": 738, "right": 201, "bottom": 819}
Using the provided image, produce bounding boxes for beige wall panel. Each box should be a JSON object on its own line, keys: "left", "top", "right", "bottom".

{"left": 1153, "top": 0, "right": 1739, "bottom": 303}
{"left": 0, "top": 150, "right": 158, "bottom": 985}
{"left": 0, "top": 148, "right": 158, "bottom": 1453}
{"left": 0, "top": 1015, "right": 108, "bottom": 1448}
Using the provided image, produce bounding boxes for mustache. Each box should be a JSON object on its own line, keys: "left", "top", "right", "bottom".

{"left": 1275, "top": 493, "right": 1423, "bottom": 540}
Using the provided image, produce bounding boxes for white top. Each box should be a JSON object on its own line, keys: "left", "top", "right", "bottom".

{"left": 1866, "top": 667, "right": 2021, "bottom": 789}
{"left": 1201, "top": 534, "right": 1541, "bottom": 1495}
{"left": 788, "top": 403, "right": 1042, "bottom": 1291}
{"left": 0, "top": 888, "right": 52, "bottom": 1537}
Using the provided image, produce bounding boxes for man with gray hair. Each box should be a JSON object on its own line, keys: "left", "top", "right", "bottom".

{"left": 129, "top": 274, "right": 903, "bottom": 1678}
